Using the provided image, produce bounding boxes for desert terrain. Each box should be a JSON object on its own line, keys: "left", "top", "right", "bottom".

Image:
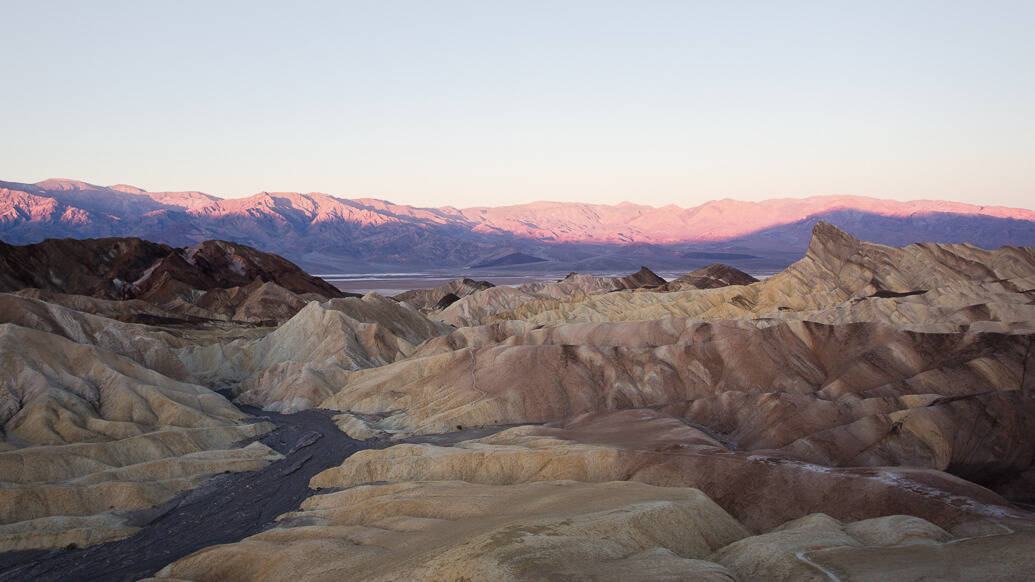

{"left": 0, "top": 222, "right": 1033, "bottom": 581}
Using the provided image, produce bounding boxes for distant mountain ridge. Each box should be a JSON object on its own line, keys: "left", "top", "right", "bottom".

{"left": 2, "top": 178, "right": 1034, "bottom": 272}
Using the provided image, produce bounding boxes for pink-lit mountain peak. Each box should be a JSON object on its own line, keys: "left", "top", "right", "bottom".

{"left": 33, "top": 178, "right": 101, "bottom": 191}
{"left": 109, "top": 184, "right": 148, "bottom": 195}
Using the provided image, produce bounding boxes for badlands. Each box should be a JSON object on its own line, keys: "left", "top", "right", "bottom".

{"left": 1, "top": 222, "right": 1034, "bottom": 581}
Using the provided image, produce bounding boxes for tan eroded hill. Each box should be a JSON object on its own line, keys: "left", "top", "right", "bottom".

{"left": 148, "top": 412, "right": 1035, "bottom": 581}
{"left": 179, "top": 294, "right": 449, "bottom": 412}
{"left": 0, "top": 324, "right": 277, "bottom": 551}
{"left": 392, "top": 278, "right": 495, "bottom": 312}
{"left": 451, "top": 222, "right": 1035, "bottom": 329}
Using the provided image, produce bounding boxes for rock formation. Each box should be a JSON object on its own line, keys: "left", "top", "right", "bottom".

{"left": 180, "top": 294, "right": 450, "bottom": 412}
{"left": 0, "top": 237, "right": 173, "bottom": 298}
{"left": 149, "top": 420, "right": 1035, "bottom": 581}
{"left": 0, "top": 237, "right": 346, "bottom": 324}
{"left": 436, "top": 266, "right": 668, "bottom": 325}
{"left": 520, "top": 266, "right": 667, "bottom": 298}
{"left": 662, "top": 263, "right": 759, "bottom": 290}
{"left": 2, "top": 220, "right": 1035, "bottom": 581}
{"left": 314, "top": 318, "right": 1035, "bottom": 497}
{"left": 461, "top": 222, "right": 1035, "bottom": 329}
{"left": 131, "top": 239, "right": 343, "bottom": 300}
{"left": 0, "top": 322, "right": 278, "bottom": 551}
{"left": 392, "top": 278, "right": 494, "bottom": 312}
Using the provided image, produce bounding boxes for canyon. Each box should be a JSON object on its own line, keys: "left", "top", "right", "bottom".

{"left": 0, "top": 222, "right": 1033, "bottom": 580}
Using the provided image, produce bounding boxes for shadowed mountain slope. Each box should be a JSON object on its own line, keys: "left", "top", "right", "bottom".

{"left": 0, "top": 237, "right": 345, "bottom": 323}
{"left": 3, "top": 178, "right": 1035, "bottom": 271}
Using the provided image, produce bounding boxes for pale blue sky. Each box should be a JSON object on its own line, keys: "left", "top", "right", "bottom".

{"left": 2, "top": 1, "right": 1033, "bottom": 208}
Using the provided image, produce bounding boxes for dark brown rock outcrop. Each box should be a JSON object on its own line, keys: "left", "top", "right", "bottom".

{"left": 663, "top": 263, "right": 759, "bottom": 290}
{"left": 614, "top": 265, "right": 667, "bottom": 289}
{"left": 0, "top": 237, "right": 173, "bottom": 298}
{"left": 0, "top": 237, "right": 340, "bottom": 300}
{"left": 132, "top": 239, "right": 343, "bottom": 301}
{"left": 0, "top": 237, "right": 344, "bottom": 324}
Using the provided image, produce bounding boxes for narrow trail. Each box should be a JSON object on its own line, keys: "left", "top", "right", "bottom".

{"left": 0, "top": 407, "right": 372, "bottom": 582}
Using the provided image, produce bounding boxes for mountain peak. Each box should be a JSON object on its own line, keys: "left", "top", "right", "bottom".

{"left": 805, "top": 221, "right": 866, "bottom": 266}
{"left": 110, "top": 184, "right": 148, "bottom": 195}
{"left": 811, "top": 221, "right": 860, "bottom": 244}
{"left": 617, "top": 266, "right": 666, "bottom": 288}
{"left": 35, "top": 178, "right": 99, "bottom": 191}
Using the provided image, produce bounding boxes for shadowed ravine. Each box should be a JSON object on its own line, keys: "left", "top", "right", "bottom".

{"left": 0, "top": 407, "right": 372, "bottom": 582}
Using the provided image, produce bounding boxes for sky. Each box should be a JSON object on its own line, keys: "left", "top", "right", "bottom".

{"left": 1, "top": 1, "right": 1033, "bottom": 209}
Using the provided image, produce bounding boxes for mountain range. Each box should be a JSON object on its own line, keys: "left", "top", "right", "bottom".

{"left": 3, "top": 178, "right": 1035, "bottom": 272}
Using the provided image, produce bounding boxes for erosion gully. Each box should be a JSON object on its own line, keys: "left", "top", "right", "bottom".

{"left": 0, "top": 406, "right": 389, "bottom": 582}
